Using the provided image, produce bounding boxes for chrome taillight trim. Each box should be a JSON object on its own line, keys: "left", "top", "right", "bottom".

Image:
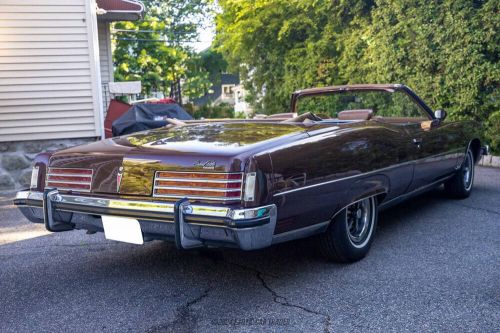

{"left": 153, "top": 171, "right": 244, "bottom": 202}
{"left": 46, "top": 173, "right": 93, "bottom": 178}
{"left": 152, "top": 194, "right": 243, "bottom": 202}
{"left": 46, "top": 167, "right": 93, "bottom": 193}
{"left": 155, "top": 178, "right": 242, "bottom": 183}
{"left": 154, "top": 186, "right": 242, "bottom": 193}
{"left": 46, "top": 180, "right": 93, "bottom": 185}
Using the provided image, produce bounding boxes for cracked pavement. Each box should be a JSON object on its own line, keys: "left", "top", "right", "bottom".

{"left": 0, "top": 166, "right": 499, "bottom": 333}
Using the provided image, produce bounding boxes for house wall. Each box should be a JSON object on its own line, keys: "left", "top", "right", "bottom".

{"left": 98, "top": 22, "right": 113, "bottom": 85}
{"left": 0, "top": 0, "right": 104, "bottom": 143}
{"left": 0, "top": 0, "right": 104, "bottom": 190}
{"left": 97, "top": 21, "right": 113, "bottom": 112}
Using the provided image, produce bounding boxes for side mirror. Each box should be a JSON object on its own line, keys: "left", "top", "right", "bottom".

{"left": 434, "top": 109, "right": 447, "bottom": 121}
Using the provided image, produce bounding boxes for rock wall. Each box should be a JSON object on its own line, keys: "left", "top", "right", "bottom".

{"left": 479, "top": 155, "right": 500, "bottom": 168}
{"left": 0, "top": 138, "right": 96, "bottom": 191}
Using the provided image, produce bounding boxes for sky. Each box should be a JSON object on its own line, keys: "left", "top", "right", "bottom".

{"left": 187, "top": 11, "right": 216, "bottom": 52}
{"left": 189, "top": 24, "right": 215, "bottom": 52}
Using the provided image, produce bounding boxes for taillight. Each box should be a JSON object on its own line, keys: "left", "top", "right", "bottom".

{"left": 46, "top": 167, "right": 93, "bottom": 192}
{"left": 153, "top": 171, "right": 243, "bottom": 202}
{"left": 30, "top": 166, "right": 39, "bottom": 189}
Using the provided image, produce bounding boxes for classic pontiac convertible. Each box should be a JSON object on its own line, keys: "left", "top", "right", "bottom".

{"left": 14, "top": 84, "right": 487, "bottom": 262}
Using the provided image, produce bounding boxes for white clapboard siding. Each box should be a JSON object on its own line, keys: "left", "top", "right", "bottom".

{"left": 0, "top": 69, "right": 91, "bottom": 78}
{"left": 0, "top": 97, "right": 93, "bottom": 107}
{"left": 0, "top": 76, "right": 90, "bottom": 85}
{"left": 98, "top": 22, "right": 113, "bottom": 112}
{"left": 0, "top": 41, "right": 89, "bottom": 49}
{"left": 0, "top": 0, "right": 103, "bottom": 142}
{"left": 98, "top": 22, "right": 112, "bottom": 85}
{"left": 0, "top": 109, "right": 94, "bottom": 121}
{"left": 0, "top": 103, "right": 94, "bottom": 115}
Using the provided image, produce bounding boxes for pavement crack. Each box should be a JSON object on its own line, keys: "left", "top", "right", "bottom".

{"left": 185, "top": 287, "right": 211, "bottom": 309}
{"left": 194, "top": 251, "right": 332, "bottom": 331}
{"left": 254, "top": 270, "right": 332, "bottom": 333}
{"left": 218, "top": 256, "right": 331, "bottom": 333}
{"left": 146, "top": 287, "right": 211, "bottom": 333}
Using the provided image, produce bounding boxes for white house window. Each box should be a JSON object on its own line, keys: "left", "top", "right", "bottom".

{"left": 222, "top": 84, "right": 235, "bottom": 98}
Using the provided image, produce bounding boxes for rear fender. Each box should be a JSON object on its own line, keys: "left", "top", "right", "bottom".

{"left": 329, "top": 174, "right": 389, "bottom": 220}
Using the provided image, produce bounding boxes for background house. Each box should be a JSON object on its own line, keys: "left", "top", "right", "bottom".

{"left": 0, "top": 0, "right": 144, "bottom": 190}
{"left": 191, "top": 73, "right": 252, "bottom": 116}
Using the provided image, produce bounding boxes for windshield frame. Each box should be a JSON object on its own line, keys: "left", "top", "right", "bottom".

{"left": 290, "top": 84, "right": 435, "bottom": 120}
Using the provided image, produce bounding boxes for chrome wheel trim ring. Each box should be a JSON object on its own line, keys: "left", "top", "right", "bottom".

{"left": 346, "top": 197, "right": 375, "bottom": 249}
{"left": 463, "top": 150, "right": 474, "bottom": 191}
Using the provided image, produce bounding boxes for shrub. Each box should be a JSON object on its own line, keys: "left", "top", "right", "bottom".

{"left": 193, "top": 103, "right": 235, "bottom": 119}
{"left": 486, "top": 111, "right": 500, "bottom": 155}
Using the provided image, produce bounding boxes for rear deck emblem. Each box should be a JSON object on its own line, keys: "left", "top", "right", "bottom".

{"left": 194, "top": 160, "right": 216, "bottom": 169}
{"left": 117, "top": 166, "right": 124, "bottom": 192}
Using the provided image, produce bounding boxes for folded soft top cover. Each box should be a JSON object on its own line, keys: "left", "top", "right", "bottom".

{"left": 112, "top": 103, "right": 193, "bottom": 136}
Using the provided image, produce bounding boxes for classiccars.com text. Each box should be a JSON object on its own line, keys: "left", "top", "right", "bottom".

{"left": 210, "top": 317, "right": 290, "bottom": 326}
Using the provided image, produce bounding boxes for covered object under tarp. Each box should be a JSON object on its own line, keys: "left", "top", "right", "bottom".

{"left": 111, "top": 103, "right": 193, "bottom": 136}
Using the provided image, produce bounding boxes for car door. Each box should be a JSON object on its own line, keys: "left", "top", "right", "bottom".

{"left": 378, "top": 89, "right": 458, "bottom": 191}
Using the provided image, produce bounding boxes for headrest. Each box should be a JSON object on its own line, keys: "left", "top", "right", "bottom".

{"left": 338, "top": 109, "right": 373, "bottom": 121}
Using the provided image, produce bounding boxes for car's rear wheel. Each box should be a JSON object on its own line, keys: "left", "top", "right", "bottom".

{"left": 318, "top": 196, "right": 378, "bottom": 263}
{"left": 444, "top": 148, "right": 475, "bottom": 199}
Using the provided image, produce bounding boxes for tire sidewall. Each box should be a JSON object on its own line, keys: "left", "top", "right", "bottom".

{"left": 463, "top": 149, "right": 474, "bottom": 193}
{"left": 330, "top": 197, "right": 378, "bottom": 261}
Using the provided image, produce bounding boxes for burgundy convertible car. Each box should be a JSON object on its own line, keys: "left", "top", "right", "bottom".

{"left": 14, "top": 84, "right": 487, "bottom": 262}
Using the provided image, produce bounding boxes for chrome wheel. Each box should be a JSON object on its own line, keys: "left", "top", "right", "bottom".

{"left": 346, "top": 198, "right": 374, "bottom": 248}
{"left": 463, "top": 150, "right": 474, "bottom": 191}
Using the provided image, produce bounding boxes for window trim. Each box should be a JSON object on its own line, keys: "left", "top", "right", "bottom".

{"left": 291, "top": 85, "right": 435, "bottom": 120}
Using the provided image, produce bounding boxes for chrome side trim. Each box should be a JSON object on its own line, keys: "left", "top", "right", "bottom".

{"left": 272, "top": 221, "right": 329, "bottom": 245}
{"left": 273, "top": 150, "right": 462, "bottom": 197}
{"left": 379, "top": 174, "right": 453, "bottom": 209}
{"left": 273, "top": 160, "right": 414, "bottom": 197}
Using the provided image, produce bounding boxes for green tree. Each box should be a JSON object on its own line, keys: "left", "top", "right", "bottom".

{"left": 215, "top": 0, "right": 499, "bottom": 149}
{"left": 113, "top": 0, "right": 213, "bottom": 100}
{"left": 215, "top": 0, "right": 372, "bottom": 114}
{"left": 344, "top": 0, "right": 499, "bottom": 123}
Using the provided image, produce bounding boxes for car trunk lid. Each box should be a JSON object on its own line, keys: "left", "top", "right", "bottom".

{"left": 47, "top": 122, "right": 307, "bottom": 197}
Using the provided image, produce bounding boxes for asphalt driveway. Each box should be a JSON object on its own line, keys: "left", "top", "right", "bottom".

{"left": 0, "top": 167, "right": 499, "bottom": 333}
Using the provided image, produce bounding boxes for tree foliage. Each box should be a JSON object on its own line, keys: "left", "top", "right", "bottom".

{"left": 113, "top": 0, "right": 213, "bottom": 99}
{"left": 215, "top": 0, "right": 498, "bottom": 147}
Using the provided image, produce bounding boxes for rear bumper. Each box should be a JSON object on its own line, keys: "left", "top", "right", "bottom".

{"left": 14, "top": 190, "right": 277, "bottom": 250}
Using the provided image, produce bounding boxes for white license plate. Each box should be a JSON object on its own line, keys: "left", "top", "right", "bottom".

{"left": 101, "top": 216, "right": 144, "bottom": 245}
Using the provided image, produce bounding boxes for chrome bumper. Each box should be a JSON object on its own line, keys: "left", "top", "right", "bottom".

{"left": 14, "top": 190, "right": 277, "bottom": 250}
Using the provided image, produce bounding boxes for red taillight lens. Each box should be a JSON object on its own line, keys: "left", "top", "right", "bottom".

{"left": 153, "top": 171, "right": 243, "bottom": 202}
{"left": 46, "top": 167, "right": 93, "bottom": 192}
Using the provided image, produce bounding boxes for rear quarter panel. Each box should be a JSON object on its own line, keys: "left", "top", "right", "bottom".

{"left": 267, "top": 122, "right": 415, "bottom": 233}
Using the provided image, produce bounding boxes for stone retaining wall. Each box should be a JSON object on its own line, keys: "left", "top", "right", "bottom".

{"left": 479, "top": 155, "right": 500, "bottom": 168}
{"left": 0, "top": 138, "right": 96, "bottom": 191}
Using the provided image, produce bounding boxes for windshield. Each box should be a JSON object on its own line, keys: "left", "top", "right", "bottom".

{"left": 295, "top": 90, "right": 427, "bottom": 120}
